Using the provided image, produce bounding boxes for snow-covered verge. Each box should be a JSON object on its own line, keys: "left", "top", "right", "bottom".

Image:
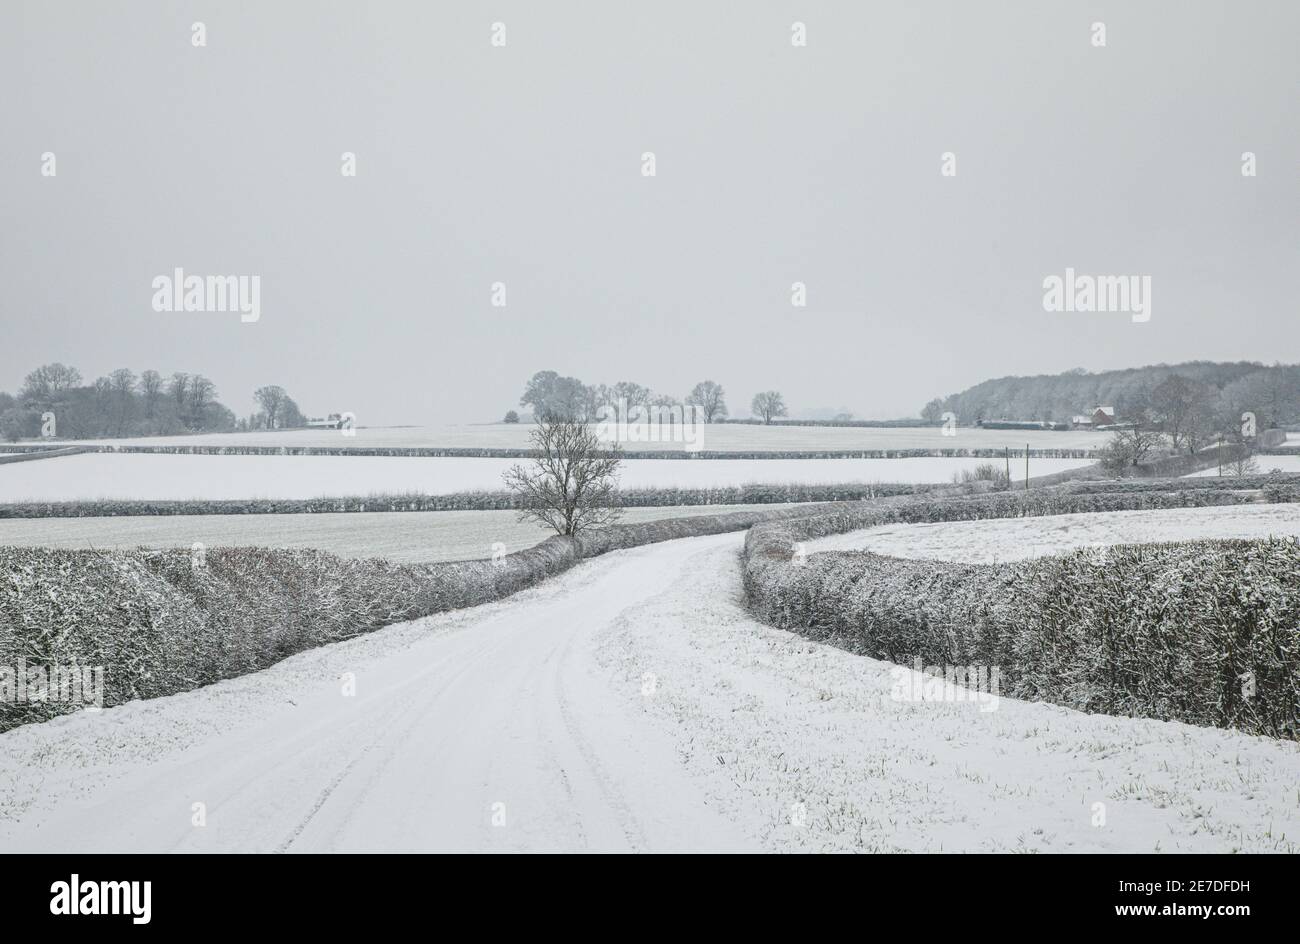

{"left": 597, "top": 539, "right": 1300, "bottom": 852}
{"left": 2, "top": 533, "right": 1295, "bottom": 853}
{"left": 742, "top": 489, "right": 1300, "bottom": 738}
{"left": 804, "top": 502, "right": 1300, "bottom": 561}
{"left": 1187, "top": 455, "right": 1300, "bottom": 476}
{"left": 0, "top": 540, "right": 754, "bottom": 852}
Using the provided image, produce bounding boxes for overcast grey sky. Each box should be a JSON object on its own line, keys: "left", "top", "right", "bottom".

{"left": 2, "top": 1, "right": 1297, "bottom": 424}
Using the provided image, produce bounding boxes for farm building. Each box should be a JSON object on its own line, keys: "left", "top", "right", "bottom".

{"left": 306, "top": 414, "right": 344, "bottom": 429}
{"left": 1072, "top": 407, "right": 1116, "bottom": 428}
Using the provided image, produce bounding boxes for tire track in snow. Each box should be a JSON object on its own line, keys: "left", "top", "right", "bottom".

{"left": 553, "top": 632, "right": 650, "bottom": 852}
{"left": 0, "top": 534, "right": 760, "bottom": 853}
{"left": 272, "top": 645, "right": 497, "bottom": 853}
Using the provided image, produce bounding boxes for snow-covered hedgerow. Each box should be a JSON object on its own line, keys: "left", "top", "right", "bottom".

{"left": 0, "top": 446, "right": 93, "bottom": 465}
{"left": 0, "top": 482, "right": 934, "bottom": 519}
{"left": 743, "top": 487, "right": 1300, "bottom": 738}
{"left": 1065, "top": 472, "right": 1300, "bottom": 494}
{"left": 0, "top": 501, "right": 849, "bottom": 732}
{"left": 92, "top": 444, "right": 1094, "bottom": 459}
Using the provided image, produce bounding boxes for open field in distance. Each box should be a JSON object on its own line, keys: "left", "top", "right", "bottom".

{"left": 0, "top": 453, "right": 1093, "bottom": 502}
{"left": 1186, "top": 455, "right": 1300, "bottom": 476}
{"left": 48, "top": 423, "right": 1109, "bottom": 453}
{"left": 804, "top": 503, "right": 1300, "bottom": 562}
{"left": 0, "top": 504, "right": 812, "bottom": 564}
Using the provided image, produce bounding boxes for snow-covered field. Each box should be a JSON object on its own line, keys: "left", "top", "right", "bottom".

{"left": 0, "top": 503, "right": 809, "bottom": 564}
{"left": 47, "top": 423, "right": 1104, "bottom": 453}
{"left": 1, "top": 533, "right": 1294, "bottom": 853}
{"left": 0, "top": 453, "right": 1091, "bottom": 502}
{"left": 804, "top": 502, "right": 1300, "bottom": 562}
{"left": 1185, "top": 455, "right": 1300, "bottom": 476}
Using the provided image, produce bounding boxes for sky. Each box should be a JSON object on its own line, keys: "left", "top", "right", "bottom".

{"left": 2, "top": 1, "right": 1297, "bottom": 424}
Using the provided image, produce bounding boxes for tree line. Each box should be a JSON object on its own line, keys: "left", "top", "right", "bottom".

{"left": 514, "top": 370, "right": 790, "bottom": 425}
{"left": 922, "top": 361, "right": 1300, "bottom": 448}
{"left": 0, "top": 362, "right": 311, "bottom": 441}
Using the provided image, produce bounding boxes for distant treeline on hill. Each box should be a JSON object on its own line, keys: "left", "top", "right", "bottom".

{"left": 0, "top": 362, "right": 314, "bottom": 442}
{"left": 1, "top": 363, "right": 235, "bottom": 441}
{"left": 922, "top": 361, "right": 1300, "bottom": 431}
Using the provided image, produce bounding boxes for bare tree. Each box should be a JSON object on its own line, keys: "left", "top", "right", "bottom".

{"left": 90, "top": 376, "right": 114, "bottom": 436}
{"left": 254, "top": 385, "right": 288, "bottom": 429}
{"left": 1097, "top": 427, "right": 1167, "bottom": 476}
{"left": 187, "top": 375, "right": 216, "bottom": 426}
{"left": 1225, "top": 449, "right": 1261, "bottom": 477}
{"left": 649, "top": 392, "right": 681, "bottom": 428}
{"left": 139, "top": 369, "right": 164, "bottom": 419}
{"left": 610, "top": 381, "right": 652, "bottom": 421}
{"left": 1216, "top": 429, "right": 1261, "bottom": 477}
{"left": 686, "top": 380, "right": 728, "bottom": 423}
{"left": 503, "top": 418, "right": 623, "bottom": 536}
{"left": 1151, "top": 373, "right": 1221, "bottom": 455}
{"left": 1255, "top": 365, "right": 1299, "bottom": 429}
{"left": 584, "top": 383, "right": 613, "bottom": 422}
{"left": 19, "top": 362, "right": 82, "bottom": 407}
{"left": 951, "top": 462, "right": 1010, "bottom": 491}
{"left": 519, "top": 370, "right": 589, "bottom": 421}
{"left": 109, "top": 368, "right": 137, "bottom": 436}
{"left": 1183, "top": 391, "right": 1218, "bottom": 455}
{"left": 750, "top": 390, "right": 787, "bottom": 425}
{"left": 168, "top": 372, "right": 190, "bottom": 421}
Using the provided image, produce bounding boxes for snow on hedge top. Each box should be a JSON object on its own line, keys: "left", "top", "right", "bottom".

{"left": 802, "top": 502, "right": 1300, "bottom": 564}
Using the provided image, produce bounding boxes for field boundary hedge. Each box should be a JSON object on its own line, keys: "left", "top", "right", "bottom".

{"left": 3, "top": 496, "right": 957, "bottom": 733}
{"left": 11, "top": 473, "right": 1296, "bottom": 735}
{"left": 4, "top": 442, "right": 1098, "bottom": 460}
{"left": 0, "top": 446, "right": 92, "bottom": 465}
{"left": 741, "top": 483, "right": 1300, "bottom": 738}
{"left": 0, "top": 482, "right": 950, "bottom": 519}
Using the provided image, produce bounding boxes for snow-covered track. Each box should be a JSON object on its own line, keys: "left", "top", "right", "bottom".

{"left": 2, "top": 532, "right": 1297, "bottom": 853}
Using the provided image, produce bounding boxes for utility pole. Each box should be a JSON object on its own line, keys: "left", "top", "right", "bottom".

{"left": 1025, "top": 444, "right": 1029, "bottom": 490}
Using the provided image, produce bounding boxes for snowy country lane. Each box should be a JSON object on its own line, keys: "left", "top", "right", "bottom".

{"left": 2, "top": 533, "right": 1299, "bottom": 853}
{"left": 0, "top": 534, "right": 756, "bottom": 853}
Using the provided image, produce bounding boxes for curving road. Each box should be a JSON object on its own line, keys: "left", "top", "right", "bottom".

{"left": 2, "top": 532, "right": 1298, "bottom": 853}
{"left": 0, "top": 534, "right": 754, "bottom": 853}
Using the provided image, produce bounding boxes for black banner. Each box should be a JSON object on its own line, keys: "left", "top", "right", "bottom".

{"left": 3, "top": 854, "right": 1288, "bottom": 930}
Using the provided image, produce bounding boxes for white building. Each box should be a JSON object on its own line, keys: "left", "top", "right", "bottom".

{"left": 306, "top": 413, "right": 343, "bottom": 429}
